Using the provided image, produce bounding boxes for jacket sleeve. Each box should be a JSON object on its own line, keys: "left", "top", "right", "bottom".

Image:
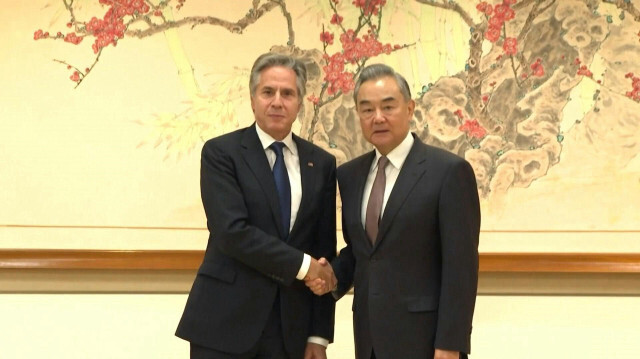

{"left": 308, "top": 156, "right": 337, "bottom": 341}
{"left": 434, "top": 159, "right": 480, "bottom": 354}
{"left": 331, "top": 167, "right": 357, "bottom": 299}
{"left": 201, "top": 140, "right": 304, "bottom": 285}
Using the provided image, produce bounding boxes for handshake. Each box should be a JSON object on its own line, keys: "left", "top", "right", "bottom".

{"left": 304, "top": 257, "right": 337, "bottom": 296}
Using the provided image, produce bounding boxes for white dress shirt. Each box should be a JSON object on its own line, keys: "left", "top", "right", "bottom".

{"left": 255, "top": 125, "right": 327, "bottom": 347}
{"left": 361, "top": 132, "right": 414, "bottom": 227}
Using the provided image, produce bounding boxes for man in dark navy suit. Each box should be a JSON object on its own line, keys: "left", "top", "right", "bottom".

{"left": 177, "top": 53, "right": 337, "bottom": 359}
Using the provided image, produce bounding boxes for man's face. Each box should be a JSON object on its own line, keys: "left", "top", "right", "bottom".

{"left": 356, "top": 76, "right": 414, "bottom": 155}
{"left": 251, "top": 66, "right": 301, "bottom": 140}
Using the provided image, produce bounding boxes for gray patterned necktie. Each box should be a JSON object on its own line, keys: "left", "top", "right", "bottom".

{"left": 365, "top": 156, "right": 389, "bottom": 245}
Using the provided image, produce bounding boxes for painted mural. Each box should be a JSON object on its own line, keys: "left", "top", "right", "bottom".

{"left": 2, "top": 0, "right": 639, "bottom": 250}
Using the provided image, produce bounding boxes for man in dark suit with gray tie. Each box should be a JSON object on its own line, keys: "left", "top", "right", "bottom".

{"left": 176, "top": 53, "right": 337, "bottom": 359}
{"left": 307, "top": 64, "right": 480, "bottom": 359}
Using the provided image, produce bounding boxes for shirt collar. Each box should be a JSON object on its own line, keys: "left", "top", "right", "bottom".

{"left": 255, "top": 124, "right": 297, "bottom": 155}
{"left": 372, "top": 131, "right": 414, "bottom": 172}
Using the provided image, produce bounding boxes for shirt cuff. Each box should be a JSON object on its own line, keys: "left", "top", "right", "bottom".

{"left": 307, "top": 336, "right": 329, "bottom": 347}
{"left": 296, "top": 254, "right": 311, "bottom": 280}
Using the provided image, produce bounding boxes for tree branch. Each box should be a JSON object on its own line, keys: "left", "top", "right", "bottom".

{"left": 63, "top": 0, "right": 78, "bottom": 25}
{"left": 602, "top": 0, "right": 640, "bottom": 22}
{"left": 509, "top": 0, "right": 551, "bottom": 87}
{"left": 413, "top": 0, "right": 475, "bottom": 28}
{"left": 270, "top": 0, "right": 295, "bottom": 46}
{"left": 126, "top": 2, "right": 281, "bottom": 39}
{"left": 512, "top": 0, "right": 540, "bottom": 11}
{"left": 481, "top": 0, "right": 555, "bottom": 84}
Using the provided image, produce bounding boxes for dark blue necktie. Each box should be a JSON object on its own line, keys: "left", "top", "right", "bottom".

{"left": 269, "top": 142, "right": 291, "bottom": 239}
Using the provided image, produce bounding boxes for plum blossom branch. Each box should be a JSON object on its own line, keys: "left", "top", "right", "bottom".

{"left": 305, "top": 0, "right": 410, "bottom": 141}
{"left": 413, "top": 0, "right": 475, "bottom": 28}
{"left": 34, "top": 0, "right": 292, "bottom": 86}
{"left": 270, "top": 0, "right": 296, "bottom": 46}
{"left": 53, "top": 48, "right": 103, "bottom": 88}
{"left": 127, "top": 2, "right": 281, "bottom": 38}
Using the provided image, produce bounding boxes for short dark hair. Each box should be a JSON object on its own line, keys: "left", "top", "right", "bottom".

{"left": 249, "top": 53, "right": 307, "bottom": 103}
{"left": 353, "top": 64, "right": 412, "bottom": 106}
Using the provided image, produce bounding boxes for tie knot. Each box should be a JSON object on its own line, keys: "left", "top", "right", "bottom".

{"left": 270, "top": 142, "right": 286, "bottom": 157}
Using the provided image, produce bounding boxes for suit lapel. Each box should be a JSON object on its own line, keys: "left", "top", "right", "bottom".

{"left": 374, "top": 137, "right": 428, "bottom": 250}
{"left": 289, "top": 134, "right": 316, "bottom": 240}
{"left": 354, "top": 151, "right": 377, "bottom": 248}
{"left": 240, "top": 124, "right": 286, "bottom": 238}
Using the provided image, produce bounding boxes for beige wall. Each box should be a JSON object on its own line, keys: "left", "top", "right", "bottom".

{"left": 3, "top": 0, "right": 639, "bottom": 252}
{"left": 1, "top": 293, "right": 639, "bottom": 358}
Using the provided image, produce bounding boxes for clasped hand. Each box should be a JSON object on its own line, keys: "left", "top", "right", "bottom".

{"left": 304, "top": 257, "right": 336, "bottom": 296}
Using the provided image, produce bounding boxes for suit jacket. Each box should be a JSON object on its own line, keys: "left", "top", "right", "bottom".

{"left": 176, "top": 124, "right": 336, "bottom": 359}
{"left": 332, "top": 134, "right": 480, "bottom": 359}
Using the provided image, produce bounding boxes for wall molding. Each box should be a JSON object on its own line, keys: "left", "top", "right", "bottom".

{"left": 1, "top": 250, "right": 640, "bottom": 272}
{"left": 0, "top": 249, "right": 201, "bottom": 270}
{"left": 2, "top": 250, "right": 640, "bottom": 294}
{"left": 479, "top": 252, "right": 640, "bottom": 273}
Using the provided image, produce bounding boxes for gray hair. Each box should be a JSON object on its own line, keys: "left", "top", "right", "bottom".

{"left": 249, "top": 53, "right": 307, "bottom": 103}
{"left": 353, "top": 64, "right": 412, "bottom": 106}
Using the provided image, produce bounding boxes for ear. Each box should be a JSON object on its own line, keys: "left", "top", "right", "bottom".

{"left": 295, "top": 100, "right": 302, "bottom": 114}
{"left": 250, "top": 96, "right": 256, "bottom": 113}
{"left": 407, "top": 99, "right": 416, "bottom": 117}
